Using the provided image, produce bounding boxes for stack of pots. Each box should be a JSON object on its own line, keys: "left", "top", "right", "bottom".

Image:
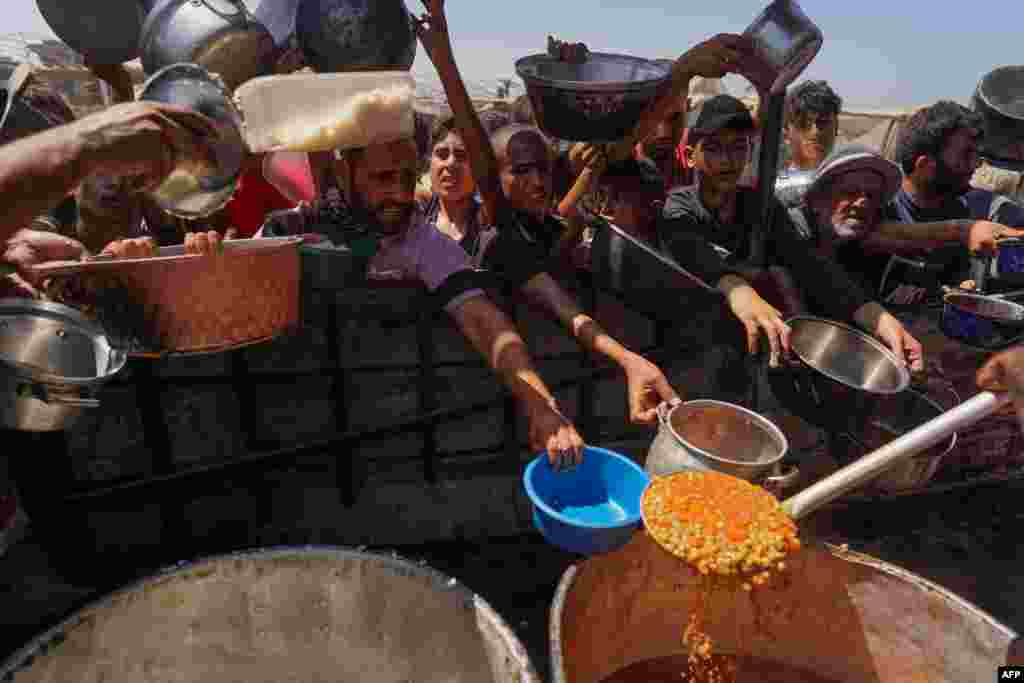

{"left": 36, "top": 0, "right": 417, "bottom": 89}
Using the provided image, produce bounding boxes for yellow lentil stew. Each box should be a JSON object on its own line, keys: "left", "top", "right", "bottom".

{"left": 641, "top": 471, "right": 800, "bottom": 580}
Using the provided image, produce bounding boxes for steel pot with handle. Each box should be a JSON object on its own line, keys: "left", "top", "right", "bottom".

{"left": 646, "top": 398, "right": 800, "bottom": 494}
{"left": 0, "top": 299, "right": 126, "bottom": 432}
{"left": 140, "top": 0, "right": 277, "bottom": 91}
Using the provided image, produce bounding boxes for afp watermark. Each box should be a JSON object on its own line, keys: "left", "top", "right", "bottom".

{"left": 1000, "top": 666, "right": 1024, "bottom": 680}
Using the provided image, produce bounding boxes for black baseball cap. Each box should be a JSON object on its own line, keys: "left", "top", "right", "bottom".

{"left": 688, "top": 94, "right": 756, "bottom": 137}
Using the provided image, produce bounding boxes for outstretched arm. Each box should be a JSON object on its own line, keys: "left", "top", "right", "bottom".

{"left": 415, "top": 0, "right": 509, "bottom": 225}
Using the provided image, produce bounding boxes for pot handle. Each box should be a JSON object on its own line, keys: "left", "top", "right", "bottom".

{"left": 761, "top": 463, "right": 800, "bottom": 497}
{"left": 17, "top": 382, "right": 100, "bottom": 408}
{"left": 47, "top": 394, "right": 101, "bottom": 408}
{"left": 656, "top": 397, "right": 681, "bottom": 426}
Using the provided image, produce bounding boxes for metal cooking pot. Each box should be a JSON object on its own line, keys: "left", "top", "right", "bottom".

{"left": 35, "top": 0, "right": 146, "bottom": 64}
{"left": 0, "top": 546, "right": 540, "bottom": 683}
{"left": 646, "top": 399, "right": 799, "bottom": 493}
{"left": 139, "top": 63, "right": 246, "bottom": 219}
{"left": 972, "top": 65, "right": 1024, "bottom": 162}
{"left": 515, "top": 53, "right": 671, "bottom": 143}
{"left": 551, "top": 534, "right": 1017, "bottom": 683}
{"left": 740, "top": 0, "right": 824, "bottom": 96}
{"left": 296, "top": 0, "right": 417, "bottom": 73}
{"left": 767, "top": 316, "right": 910, "bottom": 434}
{"left": 940, "top": 290, "right": 1024, "bottom": 351}
{"left": 837, "top": 386, "right": 959, "bottom": 493}
{"left": 140, "top": 0, "right": 277, "bottom": 91}
{"left": 0, "top": 299, "right": 126, "bottom": 432}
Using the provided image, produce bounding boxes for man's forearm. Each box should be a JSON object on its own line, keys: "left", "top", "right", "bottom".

{"left": 0, "top": 127, "right": 90, "bottom": 242}
{"left": 452, "top": 296, "right": 558, "bottom": 409}
{"left": 873, "top": 220, "right": 968, "bottom": 249}
{"left": 523, "top": 272, "right": 636, "bottom": 366}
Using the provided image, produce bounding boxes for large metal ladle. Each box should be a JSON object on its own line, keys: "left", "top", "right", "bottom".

{"left": 780, "top": 390, "right": 1012, "bottom": 520}
{"left": 643, "top": 390, "right": 1012, "bottom": 558}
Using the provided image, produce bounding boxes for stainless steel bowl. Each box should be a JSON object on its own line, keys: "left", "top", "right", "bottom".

{"left": 787, "top": 316, "right": 910, "bottom": 395}
{"left": 515, "top": 53, "right": 670, "bottom": 142}
{"left": 139, "top": 63, "right": 246, "bottom": 219}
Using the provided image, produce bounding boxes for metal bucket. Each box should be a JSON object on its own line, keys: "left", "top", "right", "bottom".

{"left": 551, "top": 533, "right": 1016, "bottom": 682}
{"left": 0, "top": 546, "right": 540, "bottom": 683}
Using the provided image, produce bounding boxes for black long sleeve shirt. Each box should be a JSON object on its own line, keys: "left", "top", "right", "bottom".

{"left": 658, "top": 185, "right": 871, "bottom": 323}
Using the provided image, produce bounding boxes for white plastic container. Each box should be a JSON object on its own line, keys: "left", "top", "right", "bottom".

{"left": 234, "top": 71, "right": 416, "bottom": 153}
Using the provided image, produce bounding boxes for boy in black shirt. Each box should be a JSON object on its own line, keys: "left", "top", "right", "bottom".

{"left": 660, "top": 94, "right": 922, "bottom": 370}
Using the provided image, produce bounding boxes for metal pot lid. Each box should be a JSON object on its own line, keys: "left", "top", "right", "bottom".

{"left": 515, "top": 53, "right": 670, "bottom": 93}
{"left": 786, "top": 315, "right": 910, "bottom": 394}
{"left": 0, "top": 298, "right": 126, "bottom": 385}
{"left": 35, "top": 0, "right": 145, "bottom": 64}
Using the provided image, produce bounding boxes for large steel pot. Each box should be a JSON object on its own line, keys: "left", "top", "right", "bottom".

{"left": 972, "top": 65, "right": 1024, "bottom": 162}
{"left": 646, "top": 399, "right": 799, "bottom": 492}
{"left": 515, "top": 53, "right": 671, "bottom": 143}
{"left": 0, "top": 545, "right": 540, "bottom": 683}
{"left": 551, "top": 533, "right": 1016, "bottom": 683}
{"left": 295, "top": 0, "right": 417, "bottom": 73}
{"left": 0, "top": 299, "right": 126, "bottom": 432}
{"left": 767, "top": 316, "right": 910, "bottom": 434}
{"left": 140, "top": 0, "right": 277, "bottom": 91}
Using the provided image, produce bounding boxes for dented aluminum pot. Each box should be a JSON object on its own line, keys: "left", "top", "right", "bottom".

{"left": 0, "top": 546, "right": 541, "bottom": 683}
{"left": 646, "top": 398, "right": 799, "bottom": 493}
{"left": 0, "top": 299, "right": 126, "bottom": 432}
{"left": 551, "top": 533, "right": 1017, "bottom": 683}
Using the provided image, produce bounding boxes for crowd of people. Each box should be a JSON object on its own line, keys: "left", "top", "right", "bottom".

{"left": 4, "top": 0, "right": 1024, "bottom": 547}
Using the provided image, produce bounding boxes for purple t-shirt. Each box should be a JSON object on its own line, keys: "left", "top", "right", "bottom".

{"left": 367, "top": 212, "right": 484, "bottom": 311}
{"left": 257, "top": 193, "right": 484, "bottom": 313}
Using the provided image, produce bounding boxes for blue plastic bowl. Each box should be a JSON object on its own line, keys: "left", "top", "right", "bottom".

{"left": 523, "top": 446, "right": 650, "bottom": 555}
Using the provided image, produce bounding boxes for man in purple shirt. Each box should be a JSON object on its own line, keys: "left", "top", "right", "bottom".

{"left": 260, "top": 137, "right": 585, "bottom": 468}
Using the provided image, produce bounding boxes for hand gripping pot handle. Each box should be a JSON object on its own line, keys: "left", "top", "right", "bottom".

{"left": 655, "top": 397, "right": 682, "bottom": 426}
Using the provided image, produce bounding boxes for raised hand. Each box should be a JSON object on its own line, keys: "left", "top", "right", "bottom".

{"left": 413, "top": 0, "right": 450, "bottom": 65}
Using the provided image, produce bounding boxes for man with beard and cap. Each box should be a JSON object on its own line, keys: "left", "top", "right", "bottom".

{"left": 258, "top": 127, "right": 585, "bottom": 469}
{"left": 865, "top": 101, "right": 1024, "bottom": 305}
{"left": 414, "top": 0, "right": 688, "bottom": 428}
